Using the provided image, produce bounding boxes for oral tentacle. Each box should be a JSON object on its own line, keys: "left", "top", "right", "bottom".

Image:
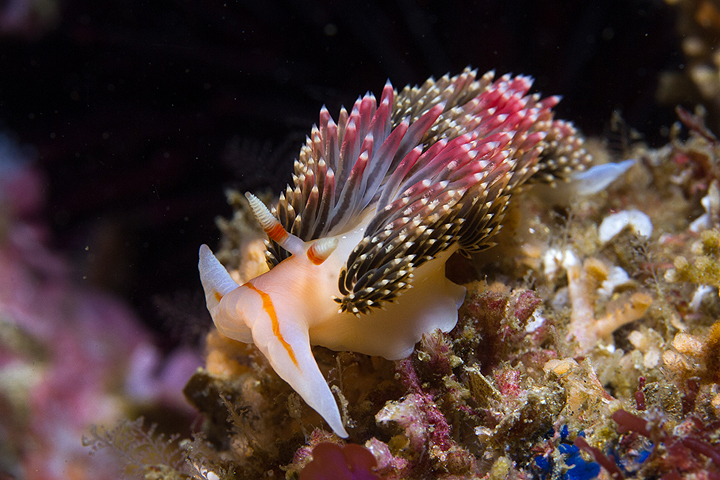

{"left": 198, "top": 244, "right": 239, "bottom": 315}
{"left": 247, "top": 297, "right": 349, "bottom": 438}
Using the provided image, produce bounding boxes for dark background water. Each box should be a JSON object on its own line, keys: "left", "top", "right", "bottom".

{"left": 0, "top": 0, "right": 682, "bottom": 345}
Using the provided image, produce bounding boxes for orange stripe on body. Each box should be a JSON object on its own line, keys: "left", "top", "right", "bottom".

{"left": 245, "top": 282, "right": 299, "bottom": 368}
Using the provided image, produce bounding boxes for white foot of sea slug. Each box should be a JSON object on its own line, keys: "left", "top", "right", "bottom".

{"left": 199, "top": 68, "right": 594, "bottom": 437}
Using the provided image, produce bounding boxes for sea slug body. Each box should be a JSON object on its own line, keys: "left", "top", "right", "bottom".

{"left": 199, "top": 68, "right": 592, "bottom": 437}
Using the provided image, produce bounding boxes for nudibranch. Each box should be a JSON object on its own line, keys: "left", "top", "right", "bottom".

{"left": 199, "top": 68, "right": 591, "bottom": 438}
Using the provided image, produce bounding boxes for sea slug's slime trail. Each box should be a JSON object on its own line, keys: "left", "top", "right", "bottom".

{"left": 198, "top": 68, "right": 591, "bottom": 438}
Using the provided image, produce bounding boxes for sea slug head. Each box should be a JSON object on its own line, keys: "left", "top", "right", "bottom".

{"left": 198, "top": 194, "right": 349, "bottom": 438}
{"left": 198, "top": 192, "right": 338, "bottom": 343}
{"left": 199, "top": 242, "right": 349, "bottom": 438}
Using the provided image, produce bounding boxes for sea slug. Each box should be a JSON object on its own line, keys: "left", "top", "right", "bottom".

{"left": 199, "top": 68, "right": 591, "bottom": 437}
